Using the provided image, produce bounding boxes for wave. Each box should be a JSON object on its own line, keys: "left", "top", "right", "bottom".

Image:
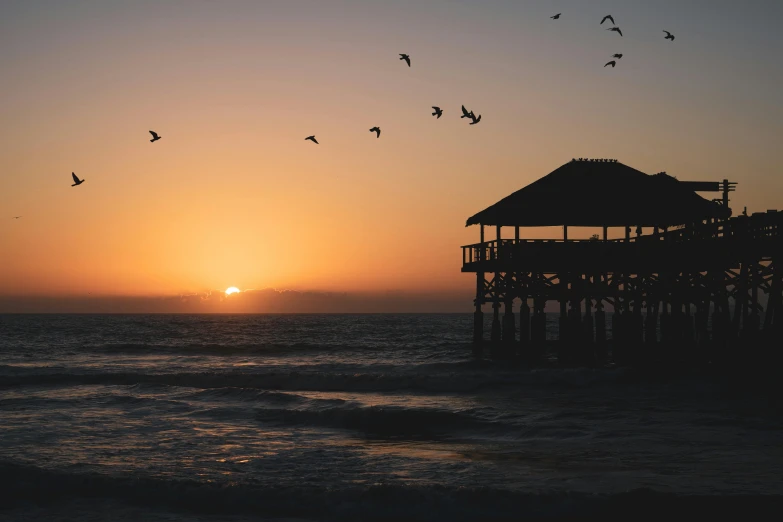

{"left": 80, "top": 341, "right": 468, "bottom": 356}
{"left": 0, "top": 461, "right": 779, "bottom": 521}
{"left": 255, "top": 404, "right": 500, "bottom": 438}
{"left": 185, "top": 386, "right": 310, "bottom": 405}
{"left": 0, "top": 367, "right": 639, "bottom": 394}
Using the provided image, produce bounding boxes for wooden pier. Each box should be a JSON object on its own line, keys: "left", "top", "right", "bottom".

{"left": 462, "top": 159, "right": 782, "bottom": 366}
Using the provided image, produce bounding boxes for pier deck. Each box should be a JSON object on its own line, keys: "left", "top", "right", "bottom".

{"left": 462, "top": 159, "right": 782, "bottom": 365}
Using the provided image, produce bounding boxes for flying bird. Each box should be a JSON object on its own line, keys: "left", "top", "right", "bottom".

{"left": 399, "top": 54, "right": 410, "bottom": 67}
{"left": 431, "top": 106, "right": 443, "bottom": 118}
{"left": 469, "top": 114, "right": 481, "bottom": 125}
{"left": 369, "top": 127, "right": 381, "bottom": 138}
{"left": 12, "top": 216, "right": 21, "bottom": 219}
{"left": 551, "top": 13, "right": 561, "bottom": 20}
{"left": 71, "top": 172, "right": 85, "bottom": 187}
{"left": 149, "top": 130, "right": 161, "bottom": 143}
{"left": 305, "top": 135, "right": 319, "bottom": 144}
{"left": 613, "top": 53, "right": 623, "bottom": 59}
{"left": 607, "top": 27, "right": 623, "bottom": 36}
{"left": 460, "top": 105, "right": 475, "bottom": 119}
{"left": 601, "top": 15, "right": 615, "bottom": 25}
{"left": 605, "top": 61, "right": 616, "bottom": 68}
{"left": 663, "top": 30, "right": 675, "bottom": 41}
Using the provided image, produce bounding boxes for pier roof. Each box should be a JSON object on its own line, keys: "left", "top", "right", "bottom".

{"left": 466, "top": 159, "right": 730, "bottom": 227}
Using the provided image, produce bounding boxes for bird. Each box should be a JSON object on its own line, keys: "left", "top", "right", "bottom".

{"left": 149, "top": 130, "right": 161, "bottom": 143}
{"left": 461, "top": 105, "right": 475, "bottom": 119}
{"left": 431, "top": 106, "right": 443, "bottom": 119}
{"left": 613, "top": 53, "right": 623, "bottom": 59}
{"left": 551, "top": 13, "right": 561, "bottom": 20}
{"left": 601, "top": 15, "right": 615, "bottom": 25}
{"left": 305, "top": 135, "right": 319, "bottom": 144}
{"left": 604, "top": 61, "right": 616, "bottom": 67}
{"left": 369, "top": 127, "right": 381, "bottom": 138}
{"left": 12, "top": 216, "right": 21, "bottom": 219}
{"left": 607, "top": 27, "right": 623, "bottom": 36}
{"left": 399, "top": 54, "right": 410, "bottom": 67}
{"left": 663, "top": 30, "right": 675, "bottom": 41}
{"left": 469, "top": 114, "right": 481, "bottom": 125}
{"left": 71, "top": 172, "right": 85, "bottom": 187}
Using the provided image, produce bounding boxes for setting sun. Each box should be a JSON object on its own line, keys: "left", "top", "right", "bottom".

{"left": 225, "top": 287, "right": 240, "bottom": 295}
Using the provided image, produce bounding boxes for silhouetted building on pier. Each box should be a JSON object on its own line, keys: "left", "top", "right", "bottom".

{"left": 462, "top": 159, "right": 781, "bottom": 365}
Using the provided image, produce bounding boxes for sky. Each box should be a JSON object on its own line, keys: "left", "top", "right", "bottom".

{"left": 1, "top": 0, "right": 782, "bottom": 312}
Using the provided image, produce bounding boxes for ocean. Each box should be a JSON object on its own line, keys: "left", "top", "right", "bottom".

{"left": 1, "top": 314, "right": 782, "bottom": 521}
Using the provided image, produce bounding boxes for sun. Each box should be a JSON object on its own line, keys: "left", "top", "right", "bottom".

{"left": 225, "top": 287, "right": 240, "bottom": 295}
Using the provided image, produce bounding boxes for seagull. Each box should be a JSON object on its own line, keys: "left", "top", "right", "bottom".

{"left": 305, "top": 135, "right": 319, "bottom": 144}
{"left": 369, "top": 127, "right": 381, "bottom": 138}
{"left": 613, "top": 53, "right": 623, "bottom": 59}
{"left": 399, "top": 54, "right": 411, "bottom": 67}
{"left": 71, "top": 172, "right": 85, "bottom": 187}
{"left": 431, "top": 106, "right": 443, "bottom": 118}
{"left": 149, "top": 130, "right": 161, "bottom": 143}
{"left": 604, "top": 61, "right": 616, "bottom": 67}
{"left": 601, "top": 15, "right": 615, "bottom": 25}
{"left": 460, "top": 105, "right": 474, "bottom": 119}
{"left": 551, "top": 13, "right": 561, "bottom": 20}
{"left": 663, "top": 30, "right": 675, "bottom": 41}
{"left": 607, "top": 27, "right": 623, "bottom": 36}
{"left": 469, "top": 114, "right": 481, "bottom": 125}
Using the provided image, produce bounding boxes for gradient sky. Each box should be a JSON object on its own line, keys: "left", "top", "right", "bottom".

{"left": 1, "top": 0, "right": 782, "bottom": 311}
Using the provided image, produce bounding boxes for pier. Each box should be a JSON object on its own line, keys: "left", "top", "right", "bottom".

{"left": 462, "top": 159, "right": 782, "bottom": 366}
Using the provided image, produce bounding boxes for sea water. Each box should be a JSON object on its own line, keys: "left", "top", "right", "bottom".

{"left": 1, "top": 314, "right": 781, "bottom": 520}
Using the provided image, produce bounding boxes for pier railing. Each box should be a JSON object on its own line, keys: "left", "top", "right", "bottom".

{"left": 462, "top": 212, "right": 783, "bottom": 273}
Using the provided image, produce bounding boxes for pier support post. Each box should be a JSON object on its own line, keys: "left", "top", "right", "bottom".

{"left": 763, "top": 260, "right": 779, "bottom": 335}
{"left": 558, "top": 273, "right": 569, "bottom": 364}
{"left": 472, "top": 307, "right": 483, "bottom": 357}
{"left": 645, "top": 300, "right": 657, "bottom": 344}
{"left": 472, "top": 272, "right": 485, "bottom": 356}
{"left": 744, "top": 262, "right": 761, "bottom": 342}
{"left": 595, "top": 300, "right": 607, "bottom": 363}
{"left": 695, "top": 301, "right": 710, "bottom": 364}
{"left": 764, "top": 260, "right": 781, "bottom": 354}
{"left": 660, "top": 302, "right": 670, "bottom": 343}
{"left": 611, "top": 301, "right": 622, "bottom": 365}
{"left": 519, "top": 297, "right": 530, "bottom": 355}
{"left": 622, "top": 309, "right": 634, "bottom": 365}
{"left": 695, "top": 304, "right": 708, "bottom": 344}
{"left": 683, "top": 304, "right": 694, "bottom": 343}
{"left": 530, "top": 296, "right": 547, "bottom": 363}
{"left": 491, "top": 301, "right": 502, "bottom": 342}
{"left": 583, "top": 295, "right": 595, "bottom": 366}
{"left": 583, "top": 297, "right": 594, "bottom": 343}
{"left": 502, "top": 300, "right": 516, "bottom": 344}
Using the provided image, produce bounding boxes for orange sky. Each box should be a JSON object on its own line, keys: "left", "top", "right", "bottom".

{"left": 1, "top": 0, "right": 782, "bottom": 311}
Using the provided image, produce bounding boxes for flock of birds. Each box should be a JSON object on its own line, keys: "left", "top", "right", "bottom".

{"left": 551, "top": 12, "right": 675, "bottom": 69}
{"left": 10, "top": 10, "right": 677, "bottom": 213}
{"left": 303, "top": 51, "right": 481, "bottom": 146}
